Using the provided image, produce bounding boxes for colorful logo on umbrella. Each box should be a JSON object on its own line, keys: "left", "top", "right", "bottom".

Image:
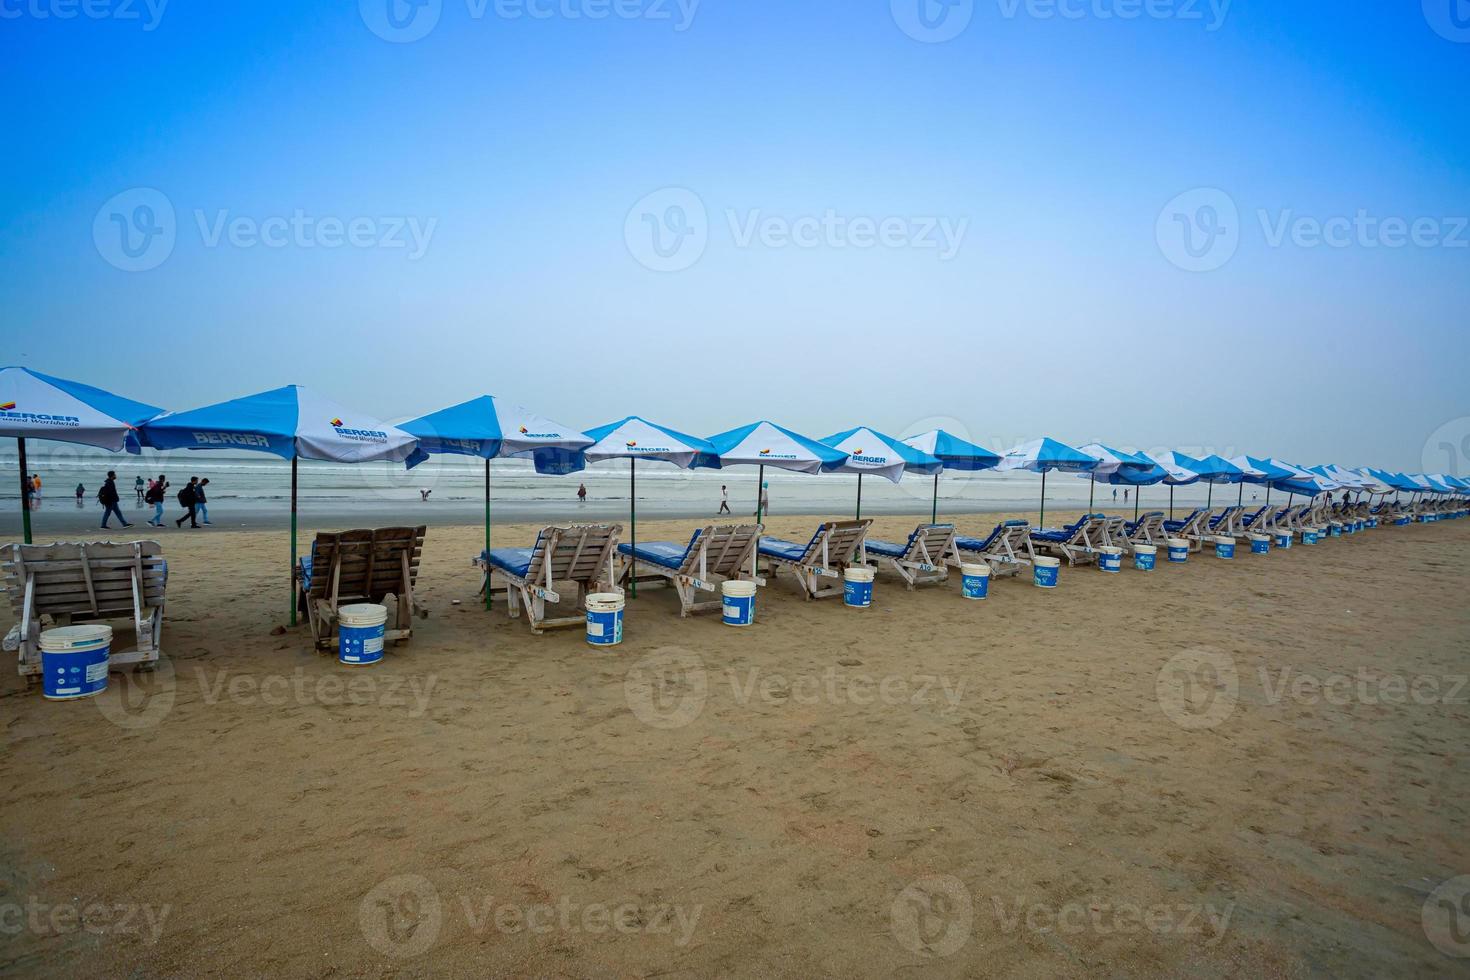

{"left": 759, "top": 448, "right": 772, "bottom": 455}
{"left": 330, "top": 418, "right": 344, "bottom": 427}
{"left": 0, "top": 402, "right": 15, "bottom": 411}
{"left": 626, "top": 440, "right": 637, "bottom": 448}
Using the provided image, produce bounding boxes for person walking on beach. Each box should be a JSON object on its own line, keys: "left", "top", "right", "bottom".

{"left": 1112, "top": 488, "right": 1117, "bottom": 504}
{"left": 135, "top": 474, "right": 145, "bottom": 505}
{"left": 175, "top": 477, "right": 200, "bottom": 528}
{"left": 719, "top": 484, "right": 731, "bottom": 515}
{"left": 577, "top": 483, "right": 587, "bottom": 504}
{"left": 757, "top": 482, "right": 770, "bottom": 517}
{"left": 98, "top": 471, "right": 131, "bottom": 530}
{"left": 195, "top": 478, "right": 212, "bottom": 525}
{"left": 75, "top": 482, "right": 85, "bottom": 507}
{"left": 1122, "top": 488, "right": 1129, "bottom": 504}
{"left": 29, "top": 474, "right": 41, "bottom": 509}
{"left": 145, "top": 475, "right": 169, "bottom": 526}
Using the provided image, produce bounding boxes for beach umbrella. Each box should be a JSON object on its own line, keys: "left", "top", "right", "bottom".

{"left": 1132, "top": 451, "right": 1204, "bottom": 520}
{"left": 401, "top": 396, "right": 592, "bottom": 608}
{"left": 137, "top": 385, "right": 418, "bottom": 625}
{"left": 1229, "top": 456, "right": 1299, "bottom": 506}
{"left": 1075, "top": 443, "right": 1156, "bottom": 513}
{"left": 1080, "top": 460, "right": 1168, "bottom": 520}
{"left": 580, "top": 416, "right": 718, "bottom": 598}
{"left": 994, "top": 438, "right": 1097, "bottom": 529}
{"left": 820, "top": 427, "right": 941, "bottom": 520}
{"left": 706, "top": 420, "right": 848, "bottom": 524}
{"left": 1189, "top": 454, "right": 1245, "bottom": 509}
{"left": 901, "top": 429, "right": 1000, "bottom": 523}
{"left": 1270, "top": 460, "right": 1340, "bottom": 499}
{"left": 0, "top": 367, "right": 164, "bottom": 545}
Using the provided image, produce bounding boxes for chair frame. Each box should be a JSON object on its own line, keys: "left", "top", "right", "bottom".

{"left": 297, "top": 526, "right": 426, "bottom": 651}
{"left": 758, "top": 520, "right": 872, "bottom": 600}
{"left": 866, "top": 523, "right": 958, "bottom": 589}
{"left": 480, "top": 524, "right": 623, "bottom": 633}
{"left": 618, "top": 523, "right": 764, "bottom": 617}
{"left": 955, "top": 520, "right": 1035, "bottom": 577}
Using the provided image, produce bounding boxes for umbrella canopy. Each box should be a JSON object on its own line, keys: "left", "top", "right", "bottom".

{"left": 1135, "top": 451, "right": 1203, "bottom": 485}
{"left": 580, "top": 417, "right": 718, "bottom": 598}
{"left": 1, "top": 366, "right": 165, "bottom": 544}
{"left": 995, "top": 438, "right": 1096, "bottom": 527}
{"left": 1076, "top": 443, "right": 1156, "bottom": 477}
{"left": 901, "top": 430, "right": 1000, "bottom": 471}
{"left": 1194, "top": 454, "right": 1246, "bottom": 483}
{"left": 1349, "top": 468, "right": 1398, "bottom": 494}
{"left": 139, "top": 384, "right": 417, "bottom": 462}
{"left": 1270, "top": 460, "right": 1340, "bottom": 497}
{"left": 1, "top": 366, "right": 163, "bottom": 452}
{"left": 401, "top": 395, "right": 591, "bottom": 474}
{"left": 138, "top": 385, "right": 419, "bottom": 626}
{"left": 820, "top": 427, "right": 941, "bottom": 484}
{"left": 1308, "top": 464, "right": 1372, "bottom": 491}
{"left": 1431, "top": 473, "right": 1470, "bottom": 492}
{"left": 707, "top": 420, "right": 849, "bottom": 474}
{"left": 1229, "top": 456, "right": 1297, "bottom": 484}
{"left": 902, "top": 429, "right": 1000, "bottom": 522}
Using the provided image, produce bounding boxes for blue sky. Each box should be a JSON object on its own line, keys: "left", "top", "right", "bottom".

{"left": 1, "top": 0, "right": 1467, "bottom": 471}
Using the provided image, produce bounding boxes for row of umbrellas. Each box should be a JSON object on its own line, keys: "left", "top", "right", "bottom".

{"left": 5, "top": 366, "right": 1467, "bottom": 619}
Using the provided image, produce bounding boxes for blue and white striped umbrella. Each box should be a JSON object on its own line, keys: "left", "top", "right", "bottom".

{"left": 995, "top": 437, "right": 1097, "bottom": 527}
{"left": 820, "top": 426, "right": 940, "bottom": 520}
{"left": 708, "top": 420, "right": 849, "bottom": 523}
{"left": 902, "top": 429, "right": 1001, "bottom": 522}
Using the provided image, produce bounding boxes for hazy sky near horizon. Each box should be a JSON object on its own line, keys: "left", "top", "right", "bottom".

{"left": 1, "top": 1, "right": 1467, "bottom": 473}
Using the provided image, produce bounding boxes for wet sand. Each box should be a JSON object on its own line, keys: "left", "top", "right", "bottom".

{"left": 2, "top": 511, "right": 1467, "bottom": 977}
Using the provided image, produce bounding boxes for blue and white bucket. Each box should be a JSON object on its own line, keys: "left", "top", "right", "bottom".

{"left": 1367, "top": 518, "right": 1378, "bottom": 529}
{"left": 960, "top": 562, "right": 990, "bottom": 599}
{"left": 1302, "top": 527, "right": 1320, "bottom": 544}
{"left": 1166, "top": 537, "right": 1189, "bottom": 563}
{"left": 1328, "top": 522, "right": 1342, "bottom": 537}
{"left": 40, "top": 624, "right": 111, "bottom": 701}
{"left": 1274, "top": 529, "right": 1292, "bottom": 549}
{"left": 1354, "top": 519, "right": 1364, "bottom": 532}
{"left": 338, "top": 603, "right": 388, "bottom": 666}
{"left": 1134, "top": 544, "right": 1158, "bottom": 571}
{"left": 1098, "top": 546, "right": 1123, "bottom": 574}
{"left": 1213, "top": 536, "right": 1236, "bottom": 560}
{"left": 721, "top": 580, "right": 756, "bottom": 626}
{"left": 586, "top": 593, "right": 625, "bottom": 646}
{"left": 1249, "top": 533, "right": 1271, "bottom": 555}
{"left": 1033, "top": 556, "right": 1060, "bottom": 589}
{"left": 843, "top": 566, "right": 875, "bottom": 607}
{"left": 1395, "top": 515, "right": 1411, "bottom": 526}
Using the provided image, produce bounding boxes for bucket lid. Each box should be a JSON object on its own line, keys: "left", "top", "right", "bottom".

{"left": 1248, "top": 533, "right": 1270, "bottom": 541}
{"left": 960, "top": 562, "right": 990, "bottom": 575}
{"left": 40, "top": 624, "right": 112, "bottom": 651}
{"left": 721, "top": 580, "right": 757, "bottom": 597}
{"left": 1099, "top": 546, "right": 1123, "bottom": 555}
{"left": 1214, "top": 536, "right": 1235, "bottom": 544}
{"left": 338, "top": 603, "right": 388, "bottom": 626}
{"left": 1166, "top": 538, "right": 1189, "bottom": 547}
{"left": 586, "top": 592, "right": 625, "bottom": 611}
{"left": 844, "top": 566, "right": 875, "bottom": 581}
{"left": 1034, "top": 556, "right": 1060, "bottom": 567}
{"left": 1134, "top": 544, "right": 1157, "bottom": 553}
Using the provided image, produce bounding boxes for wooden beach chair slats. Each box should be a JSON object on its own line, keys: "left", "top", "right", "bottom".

{"left": 299, "top": 526, "right": 426, "bottom": 651}
{"left": 869, "top": 524, "right": 957, "bottom": 590}
{"left": 482, "top": 524, "right": 622, "bottom": 633}
{"left": 3, "top": 540, "right": 166, "bottom": 678}
{"left": 760, "top": 520, "right": 872, "bottom": 600}
{"left": 618, "top": 524, "right": 763, "bottom": 617}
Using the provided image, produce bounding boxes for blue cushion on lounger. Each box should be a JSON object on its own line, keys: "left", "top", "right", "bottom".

{"left": 298, "top": 555, "right": 313, "bottom": 593}
{"left": 617, "top": 539, "right": 692, "bottom": 570}
{"left": 864, "top": 538, "right": 907, "bottom": 558}
{"left": 485, "top": 547, "right": 535, "bottom": 577}
{"left": 757, "top": 536, "right": 809, "bottom": 562}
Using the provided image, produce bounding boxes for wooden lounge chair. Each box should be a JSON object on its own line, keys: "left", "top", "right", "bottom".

{"left": 955, "top": 520, "right": 1034, "bottom": 577}
{"left": 1207, "top": 505, "right": 1244, "bottom": 537}
{"left": 478, "top": 523, "right": 622, "bottom": 632}
{"left": 296, "top": 526, "right": 425, "bottom": 651}
{"left": 1123, "top": 511, "right": 1167, "bottom": 547}
{"left": 1030, "top": 514, "right": 1109, "bottom": 566}
{"left": 864, "top": 523, "right": 957, "bottom": 589}
{"left": 757, "top": 520, "right": 872, "bottom": 600}
{"left": 618, "top": 523, "right": 763, "bottom": 617}
{"left": 3, "top": 540, "right": 166, "bottom": 683}
{"left": 1096, "top": 515, "right": 1131, "bottom": 549}
{"left": 1164, "top": 508, "right": 1217, "bottom": 552}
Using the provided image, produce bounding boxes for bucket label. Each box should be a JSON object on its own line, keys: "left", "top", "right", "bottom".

{"left": 85, "top": 661, "right": 108, "bottom": 683}
{"left": 364, "top": 637, "right": 384, "bottom": 655}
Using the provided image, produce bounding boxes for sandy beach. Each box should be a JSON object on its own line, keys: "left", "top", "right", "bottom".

{"left": 2, "top": 511, "right": 1467, "bottom": 977}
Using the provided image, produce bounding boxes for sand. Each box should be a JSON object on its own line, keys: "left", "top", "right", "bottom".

{"left": 1, "top": 511, "right": 1468, "bottom": 978}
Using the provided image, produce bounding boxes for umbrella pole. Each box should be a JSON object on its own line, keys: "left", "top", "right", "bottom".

{"left": 289, "top": 456, "right": 298, "bottom": 627}
{"left": 756, "top": 464, "right": 764, "bottom": 522}
{"left": 1266, "top": 485, "right": 1271, "bottom": 506}
{"left": 931, "top": 472, "right": 938, "bottom": 524}
{"left": 856, "top": 472, "right": 863, "bottom": 521}
{"left": 1133, "top": 488, "right": 1140, "bottom": 521}
{"left": 629, "top": 458, "right": 637, "bottom": 599}
{"left": 1206, "top": 481, "right": 1213, "bottom": 509}
{"left": 493, "top": 458, "right": 499, "bottom": 605}
{"left": 1238, "top": 483, "right": 1243, "bottom": 506}
{"left": 1039, "top": 470, "right": 1046, "bottom": 528}
{"left": 1088, "top": 474, "right": 1094, "bottom": 514}
{"left": 1169, "top": 485, "right": 1174, "bottom": 521}
{"left": 16, "top": 437, "right": 32, "bottom": 545}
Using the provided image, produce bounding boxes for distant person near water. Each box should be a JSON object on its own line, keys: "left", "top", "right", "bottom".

{"left": 29, "top": 474, "right": 41, "bottom": 509}
{"left": 76, "top": 483, "right": 85, "bottom": 506}
{"left": 577, "top": 483, "right": 587, "bottom": 503}
{"left": 758, "top": 482, "right": 770, "bottom": 516}
{"left": 420, "top": 488, "right": 432, "bottom": 501}
{"left": 1123, "top": 489, "right": 1130, "bottom": 504}
{"left": 145, "top": 475, "right": 169, "bottom": 526}
{"left": 98, "top": 470, "right": 131, "bottom": 530}
{"left": 135, "top": 474, "right": 146, "bottom": 504}
{"left": 719, "top": 484, "right": 731, "bottom": 515}
{"left": 1112, "top": 488, "right": 1117, "bottom": 503}
{"left": 175, "top": 477, "right": 200, "bottom": 528}
{"left": 196, "top": 478, "right": 212, "bottom": 525}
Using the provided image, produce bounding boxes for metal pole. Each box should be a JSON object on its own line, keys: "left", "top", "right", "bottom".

{"left": 1133, "top": 487, "right": 1140, "bottom": 521}
{"left": 493, "top": 455, "right": 499, "bottom": 608}
{"left": 755, "top": 464, "right": 764, "bottom": 522}
{"left": 17, "top": 437, "right": 32, "bottom": 545}
{"left": 289, "top": 456, "right": 298, "bottom": 627}
{"left": 1088, "top": 474, "right": 1094, "bottom": 514}
{"left": 1237, "top": 483, "right": 1243, "bottom": 506}
{"left": 855, "top": 472, "right": 863, "bottom": 521}
{"left": 1169, "top": 485, "right": 1174, "bottom": 521}
{"left": 931, "top": 472, "right": 938, "bottom": 524}
{"left": 629, "top": 458, "right": 637, "bottom": 599}
{"left": 1039, "top": 469, "right": 1046, "bottom": 529}
{"left": 1206, "top": 481, "right": 1213, "bottom": 509}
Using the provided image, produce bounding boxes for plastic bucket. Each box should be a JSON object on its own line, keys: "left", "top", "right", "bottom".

{"left": 1367, "top": 518, "right": 1378, "bottom": 529}
{"left": 338, "top": 603, "right": 388, "bottom": 666}
{"left": 960, "top": 562, "right": 990, "bottom": 600}
{"left": 1394, "top": 516, "right": 1410, "bottom": 526}
{"left": 1033, "top": 556, "right": 1060, "bottom": 589}
{"left": 1302, "top": 527, "right": 1320, "bottom": 544}
{"left": 1134, "top": 544, "right": 1157, "bottom": 571}
{"left": 1097, "top": 546, "right": 1123, "bottom": 574}
{"left": 1249, "top": 533, "right": 1270, "bottom": 555}
{"left": 1328, "top": 522, "right": 1342, "bottom": 537}
{"left": 1342, "top": 521, "right": 1355, "bottom": 536}
{"left": 40, "top": 624, "right": 111, "bottom": 700}
{"left": 1166, "top": 538, "right": 1189, "bottom": 563}
{"left": 1353, "top": 519, "right": 1364, "bottom": 532}
{"left": 1274, "top": 530, "right": 1292, "bottom": 549}
{"left": 843, "top": 566, "right": 875, "bottom": 608}
{"left": 586, "top": 593, "right": 625, "bottom": 646}
{"left": 1213, "top": 536, "right": 1236, "bottom": 560}
{"left": 721, "top": 580, "right": 756, "bottom": 626}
